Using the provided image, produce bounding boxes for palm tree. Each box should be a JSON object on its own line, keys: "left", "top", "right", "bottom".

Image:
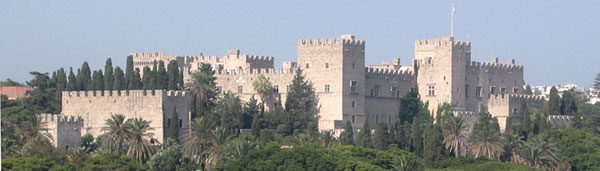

{"left": 224, "top": 139, "right": 256, "bottom": 162}
{"left": 503, "top": 132, "right": 524, "bottom": 163}
{"left": 185, "top": 66, "right": 217, "bottom": 103}
{"left": 126, "top": 118, "right": 156, "bottom": 163}
{"left": 469, "top": 107, "right": 505, "bottom": 160}
{"left": 519, "top": 135, "right": 560, "bottom": 170}
{"left": 441, "top": 114, "right": 468, "bottom": 157}
{"left": 184, "top": 116, "right": 212, "bottom": 164}
{"left": 204, "top": 126, "right": 230, "bottom": 170}
{"left": 252, "top": 74, "right": 273, "bottom": 102}
{"left": 101, "top": 114, "right": 130, "bottom": 154}
{"left": 18, "top": 115, "right": 53, "bottom": 154}
{"left": 68, "top": 147, "right": 88, "bottom": 168}
{"left": 294, "top": 134, "right": 314, "bottom": 146}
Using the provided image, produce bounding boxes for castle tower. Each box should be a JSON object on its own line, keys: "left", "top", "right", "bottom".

{"left": 415, "top": 37, "right": 471, "bottom": 113}
{"left": 298, "top": 34, "right": 366, "bottom": 132}
{"left": 41, "top": 114, "right": 83, "bottom": 150}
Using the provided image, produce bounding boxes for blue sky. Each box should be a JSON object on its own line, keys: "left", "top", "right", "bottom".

{"left": 1, "top": 1, "right": 599, "bottom": 86}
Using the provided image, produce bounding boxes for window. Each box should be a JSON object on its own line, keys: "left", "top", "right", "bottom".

{"left": 465, "top": 85, "right": 469, "bottom": 98}
{"left": 513, "top": 108, "right": 518, "bottom": 115}
{"left": 428, "top": 85, "right": 435, "bottom": 96}
{"left": 350, "top": 80, "right": 358, "bottom": 93}
{"left": 513, "top": 88, "right": 519, "bottom": 94}
{"left": 352, "top": 63, "right": 355, "bottom": 69}
{"left": 500, "top": 87, "right": 506, "bottom": 98}
{"left": 370, "top": 89, "right": 374, "bottom": 96}
{"left": 427, "top": 57, "right": 432, "bottom": 64}
{"left": 391, "top": 86, "right": 398, "bottom": 98}
{"left": 179, "top": 119, "right": 183, "bottom": 128}
{"left": 490, "top": 86, "right": 496, "bottom": 97}
{"left": 216, "top": 86, "right": 222, "bottom": 93}
{"left": 167, "top": 119, "right": 171, "bottom": 127}
{"left": 476, "top": 86, "right": 482, "bottom": 97}
{"left": 352, "top": 101, "right": 355, "bottom": 108}
{"left": 374, "top": 85, "right": 380, "bottom": 97}
{"left": 324, "top": 84, "right": 330, "bottom": 92}
{"left": 306, "top": 63, "right": 310, "bottom": 69}
{"left": 352, "top": 115, "right": 355, "bottom": 123}
{"left": 273, "top": 85, "right": 279, "bottom": 93}
{"left": 325, "top": 63, "right": 329, "bottom": 68}
{"left": 237, "top": 86, "right": 243, "bottom": 93}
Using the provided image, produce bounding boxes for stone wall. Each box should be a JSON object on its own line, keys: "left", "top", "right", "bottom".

{"left": 487, "top": 94, "right": 544, "bottom": 131}
{"left": 61, "top": 90, "right": 190, "bottom": 143}
{"left": 41, "top": 113, "right": 83, "bottom": 150}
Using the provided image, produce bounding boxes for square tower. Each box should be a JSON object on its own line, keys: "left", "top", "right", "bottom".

{"left": 415, "top": 37, "right": 471, "bottom": 113}
{"left": 298, "top": 35, "right": 366, "bottom": 131}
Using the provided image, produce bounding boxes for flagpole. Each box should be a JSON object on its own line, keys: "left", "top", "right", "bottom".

{"left": 451, "top": 3, "right": 455, "bottom": 38}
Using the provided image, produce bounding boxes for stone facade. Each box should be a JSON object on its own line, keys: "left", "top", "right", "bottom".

{"left": 60, "top": 90, "right": 191, "bottom": 143}
{"left": 41, "top": 113, "right": 83, "bottom": 150}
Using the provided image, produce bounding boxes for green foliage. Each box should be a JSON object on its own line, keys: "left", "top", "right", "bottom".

{"left": 398, "top": 90, "right": 420, "bottom": 123}
{"left": 170, "top": 108, "right": 180, "bottom": 142}
{"left": 356, "top": 121, "right": 372, "bottom": 148}
{"left": 67, "top": 67, "right": 78, "bottom": 91}
{"left": 525, "top": 85, "right": 533, "bottom": 95}
{"left": 374, "top": 123, "right": 391, "bottom": 150}
{"left": 423, "top": 123, "right": 445, "bottom": 167}
{"left": 2, "top": 155, "right": 67, "bottom": 171}
{"left": 546, "top": 86, "right": 561, "bottom": 115}
{"left": 81, "top": 134, "right": 94, "bottom": 149}
{"left": 77, "top": 61, "right": 92, "bottom": 90}
{"left": 185, "top": 63, "right": 217, "bottom": 119}
{"left": 24, "top": 71, "right": 61, "bottom": 114}
{"left": 91, "top": 70, "right": 104, "bottom": 91}
{"left": 167, "top": 60, "right": 180, "bottom": 90}
{"left": 544, "top": 129, "right": 600, "bottom": 170}
{"left": 150, "top": 138, "right": 182, "bottom": 171}
{"left": 469, "top": 106, "right": 504, "bottom": 160}
{"left": 104, "top": 58, "right": 114, "bottom": 91}
{"left": 113, "top": 67, "right": 125, "bottom": 91}
{"left": 284, "top": 68, "right": 318, "bottom": 131}
{"left": 594, "top": 73, "right": 600, "bottom": 90}
{"left": 155, "top": 60, "right": 167, "bottom": 90}
{"left": 0, "top": 78, "right": 25, "bottom": 87}
{"left": 560, "top": 90, "right": 578, "bottom": 115}
{"left": 141, "top": 66, "right": 153, "bottom": 90}
{"left": 339, "top": 121, "right": 354, "bottom": 145}
{"left": 393, "top": 120, "right": 412, "bottom": 151}
{"left": 79, "top": 154, "right": 149, "bottom": 171}
{"left": 431, "top": 157, "right": 539, "bottom": 171}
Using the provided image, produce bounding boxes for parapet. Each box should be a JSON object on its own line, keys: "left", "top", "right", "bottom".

{"left": 365, "top": 67, "right": 415, "bottom": 80}
{"left": 299, "top": 35, "right": 365, "bottom": 47}
{"left": 62, "top": 90, "right": 189, "bottom": 98}
{"left": 40, "top": 113, "right": 84, "bottom": 126}
{"left": 547, "top": 115, "right": 573, "bottom": 121}
{"left": 415, "top": 37, "right": 471, "bottom": 49}
{"left": 488, "top": 94, "right": 545, "bottom": 104}
{"left": 469, "top": 61, "right": 523, "bottom": 72}
{"left": 130, "top": 52, "right": 166, "bottom": 59}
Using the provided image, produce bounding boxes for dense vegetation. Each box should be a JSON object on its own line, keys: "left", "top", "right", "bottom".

{"left": 2, "top": 57, "right": 600, "bottom": 170}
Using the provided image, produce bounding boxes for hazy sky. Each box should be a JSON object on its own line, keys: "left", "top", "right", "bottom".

{"left": 1, "top": 1, "right": 599, "bottom": 86}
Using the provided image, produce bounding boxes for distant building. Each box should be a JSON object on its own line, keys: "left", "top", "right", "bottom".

{"left": 532, "top": 84, "right": 599, "bottom": 104}
{"left": 0, "top": 86, "right": 33, "bottom": 99}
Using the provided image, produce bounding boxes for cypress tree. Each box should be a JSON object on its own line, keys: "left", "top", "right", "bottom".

{"left": 78, "top": 62, "right": 92, "bottom": 90}
{"left": 423, "top": 123, "right": 445, "bottom": 167}
{"left": 356, "top": 120, "right": 372, "bottom": 148}
{"left": 167, "top": 60, "right": 179, "bottom": 90}
{"left": 134, "top": 68, "right": 142, "bottom": 89}
{"left": 284, "top": 68, "right": 317, "bottom": 125}
{"left": 170, "top": 108, "right": 179, "bottom": 142}
{"left": 250, "top": 111, "right": 263, "bottom": 137}
{"left": 411, "top": 115, "right": 424, "bottom": 157}
{"left": 104, "top": 58, "right": 114, "bottom": 91}
{"left": 339, "top": 121, "right": 354, "bottom": 145}
{"left": 151, "top": 61, "right": 158, "bottom": 90}
{"left": 125, "top": 55, "right": 134, "bottom": 89}
{"left": 67, "top": 67, "right": 78, "bottom": 91}
{"left": 56, "top": 68, "right": 67, "bottom": 90}
{"left": 142, "top": 66, "right": 152, "bottom": 90}
{"left": 92, "top": 70, "right": 104, "bottom": 91}
{"left": 113, "top": 67, "right": 125, "bottom": 91}
{"left": 156, "top": 61, "right": 167, "bottom": 90}
{"left": 374, "top": 123, "right": 391, "bottom": 150}
{"left": 525, "top": 85, "right": 533, "bottom": 95}
{"left": 560, "top": 90, "right": 577, "bottom": 115}
{"left": 178, "top": 69, "right": 184, "bottom": 89}
{"left": 546, "top": 86, "right": 561, "bottom": 115}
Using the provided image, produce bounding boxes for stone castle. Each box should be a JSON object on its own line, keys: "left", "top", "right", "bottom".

{"left": 44, "top": 34, "right": 548, "bottom": 149}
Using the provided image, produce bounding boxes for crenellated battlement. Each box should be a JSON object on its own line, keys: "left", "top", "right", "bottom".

{"left": 62, "top": 90, "right": 189, "bottom": 98}
{"left": 365, "top": 67, "right": 414, "bottom": 79}
{"left": 488, "top": 94, "right": 545, "bottom": 104}
{"left": 40, "top": 113, "right": 83, "bottom": 126}
{"left": 299, "top": 35, "right": 365, "bottom": 47}
{"left": 415, "top": 37, "right": 471, "bottom": 49}
{"left": 547, "top": 115, "right": 573, "bottom": 121}
{"left": 130, "top": 52, "right": 167, "bottom": 59}
{"left": 244, "top": 55, "right": 274, "bottom": 62}
{"left": 469, "top": 61, "right": 523, "bottom": 73}
{"left": 214, "top": 67, "right": 296, "bottom": 76}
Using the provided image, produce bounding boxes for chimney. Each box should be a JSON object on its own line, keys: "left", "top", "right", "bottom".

{"left": 492, "top": 57, "right": 499, "bottom": 63}
{"left": 508, "top": 59, "right": 515, "bottom": 65}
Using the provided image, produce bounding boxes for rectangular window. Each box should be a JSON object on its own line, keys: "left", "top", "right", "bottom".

{"left": 391, "top": 86, "right": 398, "bottom": 98}
{"left": 167, "top": 119, "right": 171, "bottom": 127}
{"left": 476, "top": 86, "right": 482, "bottom": 97}
{"left": 513, "top": 88, "right": 519, "bottom": 94}
{"left": 352, "top": 101, "right": 355, "bottom": 108}
{"left": 350, "top": 80, "right": 358, "bottom": 93}
{"left": 370, "top": 89, "right": 374, "bottom": 96}
{"left": 325, "top": 63, "right": 329, "bottom": 68}
{"left": 490, "top": 86, "right": 496, "bottom": 97}
{"left": 374, "top": 85, "right": 380, "bottom": 97}
{"left": 352, "top": 115, "right": 355, "bottom": 123}
{"left": 428, "top": 85, "right": 435, "bottom": 96}
{"left": 306, "top": 63, "right": 310, "bottom": 69}
{"left": 237, "top": 86, "right": 243, "bottom": 93}
{"left": 513, "top": 108, "right": 518, "bottom": 115}
{"left": 324, "top": 84, "right": 330, "bottom": 92}
{"left": 273, "top": 85, "right": 279, "bottom": 93}
{"left": 465, "top": 85, "right": 469, "bottom": 98}
{"left": 179, "top": 119, "right": 182, "bottom": 128}
{"left": 500, "top": 87, "right": 506, "bottom": 98}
